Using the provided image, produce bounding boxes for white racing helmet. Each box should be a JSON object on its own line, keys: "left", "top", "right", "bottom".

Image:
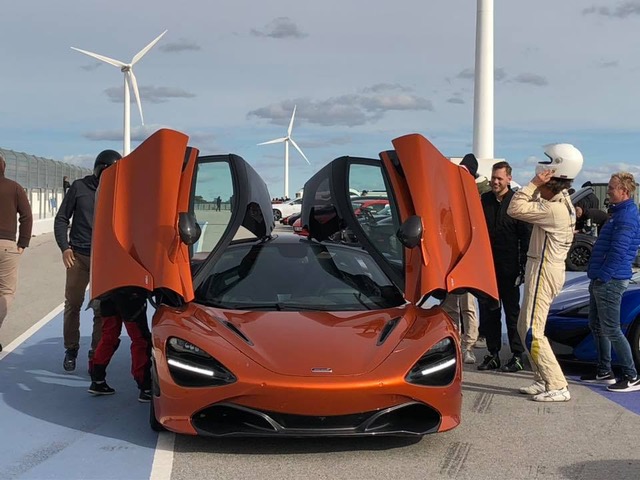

{"left": 535, "top": 143, "right": 583, "bottom": 180}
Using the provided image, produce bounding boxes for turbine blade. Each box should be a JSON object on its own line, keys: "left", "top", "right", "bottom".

{"left": 289, "top": 138, "right": 310, "bottom": 165}
{"left": 70, "top": 47, "right": 126, "bottom": 68}
{"left": 128, "top": 70, "right": 144, "bottom": 125}
{"left": 257, "top": 137, "right": 287, "bottom": 146}
{"left": 132, "top": 30, "right": 168, "bottom": 65}
{"left": 287, "top": 105, "right": 297, "bottom": 136}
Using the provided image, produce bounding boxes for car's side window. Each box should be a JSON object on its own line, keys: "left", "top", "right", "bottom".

{"left": 348, "top": 163, "right": 402, "bottom": 270}
{"left": 192, "top": 161, "right": 234, "bottom": 253}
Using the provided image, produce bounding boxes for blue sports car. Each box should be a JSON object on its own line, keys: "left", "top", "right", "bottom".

{"left": 546, "top": 271, "right": 640, "bottom": 368}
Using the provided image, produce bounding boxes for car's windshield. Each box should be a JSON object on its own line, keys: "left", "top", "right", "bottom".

{"left": 195, "top": 240, "right": 405, "bottom": 311}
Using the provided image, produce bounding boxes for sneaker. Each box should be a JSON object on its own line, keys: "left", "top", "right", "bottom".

{"left": 519, "top": 381, "right": 546, "bottom": 395}
{"left": 88, "top": 381, "right": 115, "bottom": 395}
{"left": 532, "top": 387, "right": 571, "bottom": 402}
{"left": 477, "top": 354, "right": 500, "bottom": 371}
{"left": 474, "top": 337, "right": 487, "bottom": 349}
{"left": 138, "top": 389, "right": 152, "bottom": 403}
{"left": 580, "top": 371, "right": 616, "bottom": 385}
{"left": 501, "top": 356, "right": 524, "bottom": 372}
{"left": 463, "top": 350, "right": 476, "bottom": 364}
{"left": 63, "top": 349, "right": 78, "bottom": 372}
{"left": 607, "top": 376, "right": 640, "bottom": 393}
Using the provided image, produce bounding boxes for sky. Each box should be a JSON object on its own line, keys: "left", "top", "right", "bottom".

{"left": 2, "top": 0, "right": 640, "bottom": 196}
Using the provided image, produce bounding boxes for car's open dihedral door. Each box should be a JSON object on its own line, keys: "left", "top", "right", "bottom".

{"left": 300, "top": 133, "right": 498, "bottom": 305}
{"left": 91, "top": 128, "right": 274, "bottom": 304}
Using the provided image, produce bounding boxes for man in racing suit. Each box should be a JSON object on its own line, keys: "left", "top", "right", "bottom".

{"left": 507, "top": 143, "right": 583, "bottom": 402}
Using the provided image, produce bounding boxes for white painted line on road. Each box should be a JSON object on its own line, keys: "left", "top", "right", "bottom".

{"left": 150, "top": 432, "right": 176, "bottom": 480}
{"left": 0, "top": 302, "right": 64, "bottom": 361}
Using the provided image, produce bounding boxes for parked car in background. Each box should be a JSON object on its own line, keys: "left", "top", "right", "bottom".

{"left": 272, "top": 198, "right": 303, "bottom": 221}
{"left": 546, "top": 271, "right": 640, "bottom": 368}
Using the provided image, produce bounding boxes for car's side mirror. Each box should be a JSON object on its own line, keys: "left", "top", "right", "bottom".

{"left": 397, "top": 215, "right": 422, "bottom": 249}
{"left": 178, "top": 212, "right": 202, "bottom": 245}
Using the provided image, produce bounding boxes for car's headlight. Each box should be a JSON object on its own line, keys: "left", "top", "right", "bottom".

{"left": 405, "top": 337, "right": 457, "bottom": 386}
{"left": 166, "top": 337, "right": 236, "bottom": 387}
{"left": 556, "top": 303, "right": 589, "bottom": 318}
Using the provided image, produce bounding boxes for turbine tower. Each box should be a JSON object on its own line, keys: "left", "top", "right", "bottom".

{"left": 258, "top": 105, "right": 310, "bottom": 198}
{"left": 71, "top": 30, "right": 168, "bottom": 155}
{"left": 473, "top": 0, "right": 495, "bottom": 175}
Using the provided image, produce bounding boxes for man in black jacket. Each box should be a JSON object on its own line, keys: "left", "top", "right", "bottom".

{"left": 54, "top": 149, "right": 121, "bottom": 371}
{"left": 477, "top": 161, "right": 532, "bottom": 372}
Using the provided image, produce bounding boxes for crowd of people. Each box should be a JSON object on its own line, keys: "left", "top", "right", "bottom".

{"left": 451, "top": 145, "right": 640, "bottom": 401}
{"left": 0, "top": 143, "right": 639, "bottom": 405}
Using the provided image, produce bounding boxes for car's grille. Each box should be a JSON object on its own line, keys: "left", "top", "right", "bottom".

{"left": 191, "top": 402, "right": 441, "bottom": 437}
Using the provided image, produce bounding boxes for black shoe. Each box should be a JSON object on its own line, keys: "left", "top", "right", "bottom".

{"left": 88, "top": 381, "right": 115, "bottom": 395}
{"left": 0, "top": 343, "right": 3, "bottom": 352}
{"left": 580, "top": 371, "right": 616, "bottom": 385}
{"left": 63, "top": 349, "right": 78, "bottom": 372}
{"left": 138, "top": 389, "right": 152, "bottom": 403}
{"left": 606, "top": 376, "right": 640, "bottom": 392}
{"left": 477, "top": 354, "right": 501, "bottom": 371}
{"left": 501, "top": 356, "right": 524, "bottom": 372}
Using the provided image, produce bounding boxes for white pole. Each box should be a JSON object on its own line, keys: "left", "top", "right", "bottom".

{"left": 284, "top": 140, "right": 290, "bottom": 198}
{"left": 123, "top": 73, "right": 131, "bottom": 156}
{"left": 472, "top": 0, "right": 494, "bottom": 161}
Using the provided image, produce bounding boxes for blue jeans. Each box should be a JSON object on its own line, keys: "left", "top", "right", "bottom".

{"left": 588, "top": 279, "right": 637, "bottom": 379}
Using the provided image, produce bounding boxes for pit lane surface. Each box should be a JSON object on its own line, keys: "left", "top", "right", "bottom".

{"left": 1, "top": 232, "right": 639, "bottom": 480}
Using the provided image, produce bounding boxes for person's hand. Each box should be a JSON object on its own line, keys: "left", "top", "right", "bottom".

{"left": 62, "top": 249, "right": 75, "bottom": 269}
{"left": 532, "top": 168, "right": 555, "bottom": 187}
{"left": 17, "top": 247, "right": 24, "bottom": 254}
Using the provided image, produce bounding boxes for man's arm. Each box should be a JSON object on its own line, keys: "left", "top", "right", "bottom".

{"left": 597, "top": 220, "right": 636, "bottom": 282}
{"left": 16, "top": 186, "right": 33, "bottom": 250}
{"left": 54, "top": 182, "right": 77, "bottom": 252}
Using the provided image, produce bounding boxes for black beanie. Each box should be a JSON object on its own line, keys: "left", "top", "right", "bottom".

{"left": 460, "top": 153, "right": 479, "bottom": 178}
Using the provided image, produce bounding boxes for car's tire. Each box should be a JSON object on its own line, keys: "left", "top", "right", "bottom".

{"left": 273, "top": 209, "right": 282, "bottom": 221}
{"left": 566, "top": 240, "right": 592, "bottom": 271}
{"left": 149, "top": 389, "right": 165, "bottom": 432}
{"left": 628, "top": 319, "right": 640, "bottom": 369}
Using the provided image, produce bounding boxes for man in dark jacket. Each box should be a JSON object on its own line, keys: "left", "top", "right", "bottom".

{"left": 54, "top": 149, "right": 121, "bottom": 371}
{"left": 0, "top": 154, "right": 33, "bottom": 352}
{"left": 581, "top": 172, "right": 640, "bottom": 392}
{"left": 477, "top": 161, "right": 532, "bottom": 372}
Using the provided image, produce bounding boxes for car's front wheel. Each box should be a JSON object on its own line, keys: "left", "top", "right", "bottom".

{"left": 566, "top": 240, "right": 593, "bottom": 271}
{"left": 149, "top": 385, "right": 165, "bottom": 432}
{"left": 273, "top": 209, "right": 282, "bottom": 221}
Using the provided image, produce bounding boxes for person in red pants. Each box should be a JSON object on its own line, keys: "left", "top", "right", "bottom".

{"left": 88, "top": 288, "right": 152, "bottom": 402}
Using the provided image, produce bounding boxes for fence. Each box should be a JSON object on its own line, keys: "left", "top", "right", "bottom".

{"left": 1, "top": 147, "right": 92, "bottom": 220}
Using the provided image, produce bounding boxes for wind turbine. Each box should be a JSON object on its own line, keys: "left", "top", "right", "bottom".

{"left": 71, "top": 30, "right": 168, "bottom": 155}
{"left": 258, "top": 105, "right": 310, "bottom": 198}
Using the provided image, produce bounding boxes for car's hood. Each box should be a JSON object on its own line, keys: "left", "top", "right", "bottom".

{"left": 204, "top": 306, "right": 417, "bottom": 376}
{"left": 551, "top": 271, "right": 640, "bottom": 314}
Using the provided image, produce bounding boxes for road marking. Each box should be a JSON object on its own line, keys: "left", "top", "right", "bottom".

{"left": 0, "top": 302, "right": 64, "bottom": 361}
{"left": 150, "top": 432, "right": 176, "bottom": 480}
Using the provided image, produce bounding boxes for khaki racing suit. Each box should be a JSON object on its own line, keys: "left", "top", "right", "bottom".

{"left": 507, "top": 183, "right": 575, "bottom": 391}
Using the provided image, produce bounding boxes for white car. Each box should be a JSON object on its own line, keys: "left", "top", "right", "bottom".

{"left": 272, "top": 198, "right": 303, "bottom": 221}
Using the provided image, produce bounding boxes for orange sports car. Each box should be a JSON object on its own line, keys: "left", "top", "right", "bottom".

{"left": 91, "top": 129, "right": 497, "bottom": 437}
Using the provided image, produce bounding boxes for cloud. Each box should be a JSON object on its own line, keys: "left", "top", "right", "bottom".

{"left": 597, "top": 60, "right": 619, "bottom": 68}
{"left": 104, "top": 86, "right": 196, "bottom": 104}
{"left": 62, "top": 154, "right": 95, "bottom": 169}
{"left": 249, "top": 88, "right": 433, "bottom": 127}
{"left": 512, "top": 73, "right": 548, "bottom": 86}
{"left": 456, "top": 67, "right": 507, "bottom": 82}
{"left": 361, "top": 83, "right": 412, "bottom": 93}
{"left": 301, "top": 135, "right": 353, "bottom": 148}
{"left": 250, "top": 17, "right": 308, "bottom": 39}
{"left": 446, "top": 97, "right": 465, "bottom": 105}
{"left": 159, "top": 38, "right": 202, "bottom": 53}
{"left": 583, "top": 2, "right": 640, "bottom": 18}
{"left": 80, "top": 62, "right": 102, "bottom": 72}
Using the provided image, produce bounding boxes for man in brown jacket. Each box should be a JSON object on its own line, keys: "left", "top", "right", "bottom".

{"left": 0, "top": 153, "right": 33, "bottom": 351}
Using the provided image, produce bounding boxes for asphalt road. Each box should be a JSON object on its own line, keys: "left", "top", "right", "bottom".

{"left": 2, "top": 230, "right": 639, "bottom": 480}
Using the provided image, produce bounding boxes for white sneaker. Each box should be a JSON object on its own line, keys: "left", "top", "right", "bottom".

{"left": 532, "top": 387, "right": 571, "bottom": 402}
{"left": 519, "top": 381, "right": 546, "bottom": 395}
{"left": 463, "top": 350, "right": 476, "bottom": 364}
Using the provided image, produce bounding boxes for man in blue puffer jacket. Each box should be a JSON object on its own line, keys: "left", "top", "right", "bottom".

{"left": 582, "top": 172, "right": 640, "bottom": 392}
